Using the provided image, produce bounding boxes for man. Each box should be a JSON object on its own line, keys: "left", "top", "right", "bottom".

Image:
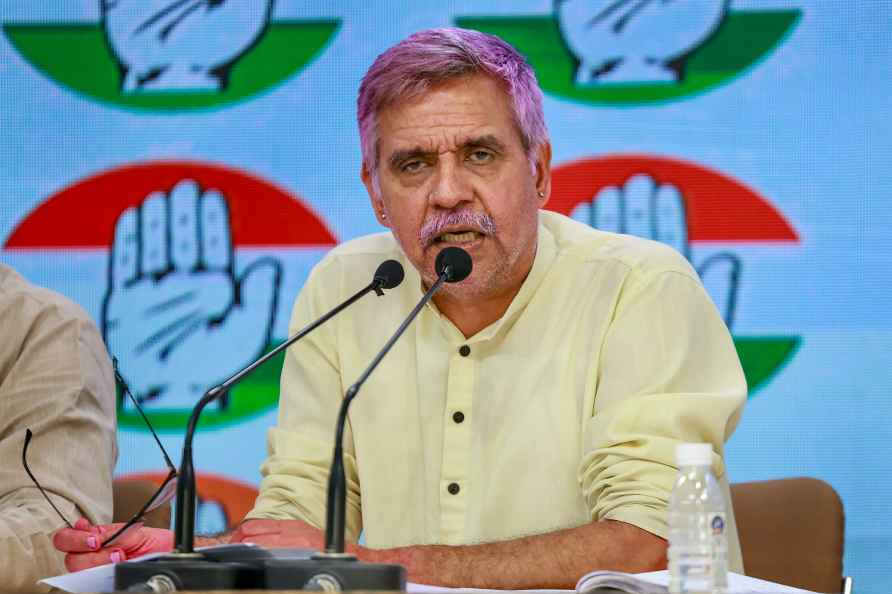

{"left": 55, "top": 28, "right": 746, "bottom": 588}
{"left": 0, "top": 263, "right": 117, "bottom": 592}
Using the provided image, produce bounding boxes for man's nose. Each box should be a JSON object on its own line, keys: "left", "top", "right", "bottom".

{"left": 428, "top": 158, "right": 472, "bottom": 210}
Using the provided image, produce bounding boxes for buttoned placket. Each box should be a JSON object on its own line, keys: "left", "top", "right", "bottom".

{"left": 421, "top": 222, "right": 556, "bottom": 542}
{"left": 439, "top": 339, "right": 476, "bottom": 542}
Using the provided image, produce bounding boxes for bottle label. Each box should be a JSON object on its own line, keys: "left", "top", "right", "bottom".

{"left": 668, "top": 511, "right": 728, "bottom": 594}
{"left": 708, "top": 512, "right": 726, "bottom": 536}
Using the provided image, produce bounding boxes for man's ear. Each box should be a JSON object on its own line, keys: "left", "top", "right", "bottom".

{"left": 534, "top": 141, "right": 552, "bottom": 207}
{"left": 361, "top": 162, "right": 390, "bottom": 228}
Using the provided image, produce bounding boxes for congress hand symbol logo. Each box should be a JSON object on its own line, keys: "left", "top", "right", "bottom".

{"left": 101, "top": 0, "right": 274, "bottom": 92}
{"left": 4, "top": 161, "right": 337, "bottom": 429}
{"left": 571, "top": 173, "right": 740, "bottom": 326}
{"left": 556, "top": 0, "right": 728, "bottom": 85}
{"left": 101, "top": 179, "right": 282, "bottom": 410}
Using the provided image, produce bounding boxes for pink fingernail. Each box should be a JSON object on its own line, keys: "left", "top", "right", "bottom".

{"left": 110, "top": 551, "right": 123, "bottom": 564}
{"left": 87, "top": 536, "right": 98, "bottom": 550}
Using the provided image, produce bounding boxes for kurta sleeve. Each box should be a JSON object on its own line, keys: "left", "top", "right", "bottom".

{"left": 578, "top": 265, "right": 746, "bottom": 540}
{"left": 246, "top": 257, "right": 363, "bottom": 542}
{"left": 0, "top": 296, "right": 117, "bottom": 593}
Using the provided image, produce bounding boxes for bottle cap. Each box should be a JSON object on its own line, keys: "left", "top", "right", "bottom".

{"left": 676, "top": 443, "right": 713, "bottom": 466}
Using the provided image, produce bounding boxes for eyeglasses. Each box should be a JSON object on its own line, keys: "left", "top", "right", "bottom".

{"left": 22, "top": 357, "right": 178, "bottom": 547}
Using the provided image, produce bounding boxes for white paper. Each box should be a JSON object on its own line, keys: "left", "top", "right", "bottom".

{"left": 39, "top": 562, "right": 114, "bottom": 594}
{"left": 408, "top": 583, "right": 572, "bottom": 594}
{"left": 578, "top": 570, "right": 821, "bottom": 594}
{"left": 410, "top": 571, "right": 821, "bottom": 594}
{"left": 39, "top": 551, "right": 170, "bottom": 593}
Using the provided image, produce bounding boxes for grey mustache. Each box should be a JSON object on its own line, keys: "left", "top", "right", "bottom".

{"left": 419, "top": 211, "right": 496, "bottom": 247}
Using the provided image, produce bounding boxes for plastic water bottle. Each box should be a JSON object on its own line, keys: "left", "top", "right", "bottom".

{"left": 668, "top": 443, "right": 728, "bottom": 594}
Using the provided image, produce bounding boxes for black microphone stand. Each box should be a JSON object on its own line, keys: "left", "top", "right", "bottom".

{"left": 175, "top": 272, "right": 395, "bottom": 554}
{"left": 273, "top": 272, "right": 452, "bottom": 590}
{"left": 324, "top": 270, "right": 449, "bottom": 554}
{"left": 265, "top": 249, "right": 471, "bottom": 591}
{"left": 115, "top": 264, "right": 402, "bottom": 591}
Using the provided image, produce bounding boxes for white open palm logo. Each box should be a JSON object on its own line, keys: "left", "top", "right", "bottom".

{"left": 101, "top": 0, "right": 274, "bottom": 92}
{"left": 571, "top": 174, "right": 740, "bottom": 327}
{"left": 101, "top": 180, "right": 282, "bottom": 410}
{"left": 556, "top": 0, "right": 728, "bottom": 84}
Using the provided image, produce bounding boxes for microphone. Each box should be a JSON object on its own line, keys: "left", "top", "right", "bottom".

{"left": 261, "top": 248, "right": 472, "bottom": 591}
{"left": 372, "top": 259, "right": 405, "bottom": 293}
{"left": 258, "top": 248, "right": 474, "bottom": 590}
{"left": 115, "top": 260, "right": 404, "bottom": 591}
{"left": 435, "top": 245, "right": 473, "bottom": 283}
{"left": 324, "top": 246, "right": 472, "bottom": 555}
{"left": 174, "top": 259, "right": 405, "bottom": 554}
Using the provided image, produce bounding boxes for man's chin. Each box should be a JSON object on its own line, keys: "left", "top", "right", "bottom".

{"left": 430, "top": 272, "right": 495, "bottom": 301}
{"left": 423, "top": 237, "right": 487, "bottom": 275}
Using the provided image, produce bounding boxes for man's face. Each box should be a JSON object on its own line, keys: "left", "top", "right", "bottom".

{"left": 362, "top": 74, "right": 551, "bottom": 300}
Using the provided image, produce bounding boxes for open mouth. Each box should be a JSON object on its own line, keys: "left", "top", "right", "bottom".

{"left": 434, "top": 230, "right": 483, "bottom": 244}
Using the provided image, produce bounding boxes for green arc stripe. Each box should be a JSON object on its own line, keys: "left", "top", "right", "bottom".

{"left": 3, "top": 20, "right": 341, "bottom": 112}
{"left": 455, "top": 10, "right": 800, "bottom": 106}
{"left": 118, "top": 335, "right": 797, "bottom": 432}
{"left": 734, "top": 336, "right": 800, "bottom": 396}
{"left": 117, "top": 344, "right": 284, "bottom": 432}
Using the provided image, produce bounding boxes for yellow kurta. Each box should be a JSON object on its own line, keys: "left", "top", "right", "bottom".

{"left": 247, "top": 211, "right": 745, "bottom": 571}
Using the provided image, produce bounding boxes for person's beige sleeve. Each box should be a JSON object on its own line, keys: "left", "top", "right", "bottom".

{"left": 577, "top": 265, "right": 746, "bottom": 561}
{"left": 0, "top": 293, "right": 117, "bottom": 593}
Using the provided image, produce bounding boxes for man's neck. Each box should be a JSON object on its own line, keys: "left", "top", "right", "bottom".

{"left": 422, "top": 234, "right": 540, "bottom": 338}
{"left": 432, "top": 283, "right": 523, "bottom": 339}
{"left": 431, "top": 242, "right": 538, "bottom": 339}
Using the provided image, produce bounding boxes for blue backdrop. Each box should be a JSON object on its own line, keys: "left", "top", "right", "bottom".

{"left": 1, "top": 2, "right": 889, "bottom": 592}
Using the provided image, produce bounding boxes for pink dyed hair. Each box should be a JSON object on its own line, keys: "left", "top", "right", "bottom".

{"left": 357, "top": 27, "right": 548, "bottom": 177}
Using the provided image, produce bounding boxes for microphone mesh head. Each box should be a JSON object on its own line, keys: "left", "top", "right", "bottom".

{"left": 435, "top": 247, "right": 473, "bottom": 283}
{"left": 374, "top": 259, "right": 405, "bottom": 289}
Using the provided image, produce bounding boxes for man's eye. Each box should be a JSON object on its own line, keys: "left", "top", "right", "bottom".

{"left": 468, "top": 150, "right": 494, "bottom": 164}
{"left": 401, "top": 160, "right": 425, "bottom": 173}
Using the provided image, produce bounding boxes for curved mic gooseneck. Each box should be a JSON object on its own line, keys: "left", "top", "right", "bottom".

{"left": 323, "top": 246, "right": 472, "bottom": 554}
{"left": 174, "top": 259, "right": 405, "bottom": 554}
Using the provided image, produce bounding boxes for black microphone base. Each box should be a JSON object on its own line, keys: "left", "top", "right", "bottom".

{"left": 115, "top": 557, "right": 262, "bottom": 590}
{"left": 266, "top": 554, "right": 406, "bottom": 591}
{"left": 114, "top": 548, "right": 406, "bottom": 591}
{"left": 115, "top": 545, "right": 274, "bottom": 590}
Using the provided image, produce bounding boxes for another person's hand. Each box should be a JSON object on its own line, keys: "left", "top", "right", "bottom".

{"left": 53, "top": 518, "right": 174, "bottom": 572}
{"left": 231, "top": 518, "right": 325, "bottom": 550}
